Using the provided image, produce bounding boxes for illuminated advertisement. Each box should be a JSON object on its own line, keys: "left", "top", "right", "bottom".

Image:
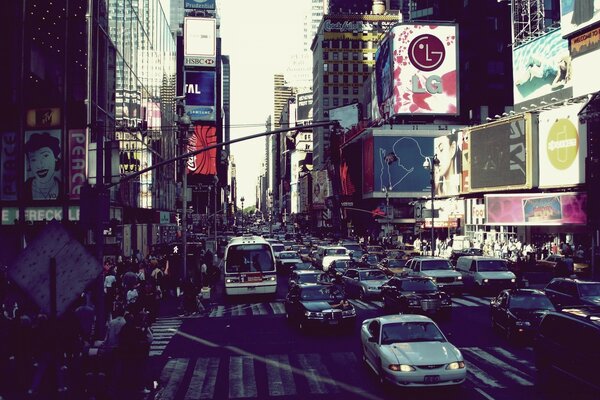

{"left": 485, "top": 192, "right": 587, "bottom": 225}
{"left": 513, "top": 30, "right": 572, "bottom": 108}
{"left": 375, "top": 35, "right": 393, "bottom": 105}
{"left": 24, "top": 129, "right": 63, "bottom": 201}
{"left": 538, "top": 104, "right": 587, "bottom": 188}
{"left": 185, "top": 70, "right": 216, "bottom": 121}
{"left": 187, "top": 125, "right": 217, "bottom": 175}
{"left": 380, "top": 23, "right": 459, "bottom": 117}
{"left": 2, "top": 206, "right": 80, "bottom": 225}
{"left": 340, "top": 140, "right": 361, "bottom": 196}
{"left": 469, "top": 115, "right": 533, "bottom": 192}
{"left": 184, "top": 0, "right": 216, "bottom": 10}
{"left": 560, "top": 0, "right": 600, "bottom": 38}
{"left": 433, "top": 130, "right": 463, "bottom": 197}
{"left": 184, "top": 17, "right": 216, "bottom": 66}
{"left": 68, "top": 129, "right": 86, "bottom": 200}
{"left": 312, "top": 170, "right": 329, "bottom": 209}
{"left": 296, "top": 92, "right": 312, "bottom": 122}
{"left": 371, "top": 133, "right": 435, "bottom": 197}
{"left": 363, "top": 134, "right": 374, "bottom": 193}
{"left": 1, "top": 132, "right": 17, "bottom": 200}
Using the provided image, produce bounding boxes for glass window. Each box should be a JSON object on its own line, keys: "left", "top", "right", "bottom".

{"left": 333, "top": 98, "right": 339, "bottom": 106}
{"left": 323, "top": 98, "right": 329, "bottom": 107}
{"left": 343, "top": 52, "right": 349, "bottom": 60}
{"left": 333, "top": 87, "right": 339, "bottom": 95}
{"left": 381, "top": 322, "right": 446, "bottom": 344}
{"left": 323, "top": 86, "right": 329, "bottom": 94}
{"left": 353, "top": 88, "right": 359, "bottom": 95}
{"left": 342, "top": 87, "right": 348, "bottom": 95}
{"left": 333, "top": 63, "right": 339, "bottom": 72}
{"left": 323, "top": 52, "right": 329, "bottom": 60}
{"left": 579, "top": 283, "right": 600, "bottom": 296}
{"left": 343, "top": 75, "right": 348, "bottom": 83}
{"left": 333, "top": 52, "right": 339, "bottom": 60}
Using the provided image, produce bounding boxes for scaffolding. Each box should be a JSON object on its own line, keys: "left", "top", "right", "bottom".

{"left": 512, "top": 0, "right": 545, "bottom": 45}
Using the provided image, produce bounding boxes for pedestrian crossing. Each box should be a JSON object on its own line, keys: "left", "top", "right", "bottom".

{"left": 150, "top": 317, "right": 183, "bottom": 356}
{"left": 153, "top": 347, "right": 536, "bottom": 399}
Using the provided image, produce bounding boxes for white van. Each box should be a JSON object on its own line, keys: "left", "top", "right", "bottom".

{"left": 455, "top": 256, "right": 516, "bottom": 293}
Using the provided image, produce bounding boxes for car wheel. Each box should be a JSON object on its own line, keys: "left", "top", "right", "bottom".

{"left": 378, "top": 362, "right": 388, "bottom": 386}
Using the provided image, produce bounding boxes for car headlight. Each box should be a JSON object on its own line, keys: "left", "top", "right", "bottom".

{"left": 265, "top": 276, "right": 276, "bottom": 281}
{"left": 446, "top": 361, "right": 465, "bottom": 370}
{"left": 389, "top": 364, "right": 415, "bottom": 372}
{"left": 483, "top": 279, "right": 489, "bottom": 283}
{"left": 515, "top": 321, "right": 531, "bottom": 327}
{"left": 408, "top": 299, "right": 420, "bottom": 306}
{"left": 342, "top": 308, "right": 356, "bottom": 316}
{"left": 510, "top": 278, "right": 516, "bottom": 283}
{"left": 456, "top": 276, "right": 462, "bottom": 280}
{"left": 226, "top": 277, "right": 240, "bottom": 283}
{"left": 304, "top": 311, "right": 323, "bottom": 318}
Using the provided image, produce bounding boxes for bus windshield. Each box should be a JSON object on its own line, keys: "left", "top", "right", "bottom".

{"left": 226, "top": 244, "right": 275, "bottom": 273}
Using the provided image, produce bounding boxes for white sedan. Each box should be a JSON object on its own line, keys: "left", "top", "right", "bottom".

{"left": 360, "top": 314, "right": 466, "bottom": 387}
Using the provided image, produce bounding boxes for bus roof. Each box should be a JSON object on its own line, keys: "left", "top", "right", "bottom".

{"left": 227, "top": 235, "right": 270, "bottom": 247}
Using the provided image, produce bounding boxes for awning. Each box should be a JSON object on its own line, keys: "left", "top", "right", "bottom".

{"left": 578, "top": 91, "right": 600, "bottom": 121}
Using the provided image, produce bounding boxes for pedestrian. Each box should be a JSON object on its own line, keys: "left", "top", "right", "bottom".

{"left": 117, "top": 311, "right": 153, "bottom": 396}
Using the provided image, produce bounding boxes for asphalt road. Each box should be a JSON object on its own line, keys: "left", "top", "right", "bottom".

{"left": 144, "top": 270, "right": 595, "bottom": 400}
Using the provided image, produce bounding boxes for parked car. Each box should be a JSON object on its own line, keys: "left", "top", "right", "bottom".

{"left": 378, "top": 258, "right": 409, "bottom": 277}
{"left": 544, "top": 277, "right": 600, "bottom": 308}
{"left": 535, "top": 254, "right": 564, "bottom": 270}
{"left": 455, "top": 256, "right": 516, "bottom": 294}
{"left": 276, "top": 251, "right": 303, "bottom": 274}
{"left": 360, "top": 314, "right": 466, "bottom": 387}
{"left": 342, "top": 268, "right": 389, "bottom": 300}
{"left": 381, "top": 276, "right": 452, "bottom": 318}
{"left": 490, "top": 289, "right": 555, "bottom": 343}
{"left": 288, "top": 270, "right": 331, "bottom": 288}
{"left": 405, "top": 257, "right": 464, "bottom": 295}
{"left": 284, "top": 283, "right": 356, "bottom": 330}
{"left": 534, "top": 306, "right": 600, "bottom": 395}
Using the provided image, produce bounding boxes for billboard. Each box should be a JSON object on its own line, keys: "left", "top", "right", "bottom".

{"left": 375, "top": 35, "right": 393, "bottom": 105}
{"left": 184, "top": 0, "right": 216, "bottom": 10}
{"left": 363, "top": 134, "right": 374, "bottom": 193}
{"left": 340, "top": 140, "right": 362, "bottom": 196}
{"left": 369, "top": 133, "right": 437, "bottom": 197}
{"left": 68, "top": 129, "right": 86, "bottom": 200}
{"left": 296, "top": 92, "right": 313, "bottom": 122}
{"left": 328, "top": 103, "right": 360, "bottom": 131}
{"left": 24, "top": 130, "right": 63, "bottom": 201}
{"left": 184, "top": 17, "right": 216, "bottom": 66}
{"left": 185, "top": 70, "right": 216, "bottom": 121}
{"left": 380, "top": 23, "right": 459, "bottom": 117}
{"left": 469, "top": 116, "right": 533, "bottom": 192}
{"left": 485, "top": 192, "right": 587, "bottom": 225}
{"left": 1, "top": 132, "right": 17, "bottom": 200}
{"left": 433, "top": 130, "right": 463, "bottom": 197}
{"left": 187, "top": 125, "right": 217, "bottom": 175}
{"left": 312, "top": 170, "right": 329, "bottom": 209}
{"left": 538, "top": 103, "right": 587, "bottom": 188}
{"left": 560, "top": 0, "right": 600, "bottom": 38}
{"left": 513, "top": 30, "right": 572, "bottom": 108}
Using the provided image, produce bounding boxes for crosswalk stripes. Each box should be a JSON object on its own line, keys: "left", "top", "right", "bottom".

{"left": 150, "top": 317, "right": 183, "bottom": 356}
{"left": 154, "top": 347, "right": 535, "bottom": 399}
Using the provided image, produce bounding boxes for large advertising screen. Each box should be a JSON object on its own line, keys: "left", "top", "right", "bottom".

{"left": 469, "top": 116, "right": 532, "bottom": 192}
{"left": 24, "top": 129, "right": 63, "bottom": 201}
{"left": 185, "top": 0, "right": 216, "bottom": 10}
{"left": 375, "top": 35, "right": 393, "bottom": 105}
{"left": 513, "top": 30, "right": 572, "bottom": 108}
{"left": 185, "top": 70, "right": 216, "bottom": 121}
{"left": 1, "top": 132, "right": 17, "bottom": 201}
{"left": 433, "top": 130, "right": 463, "bottom": 197}
{"left": 340, "top": 140, "right": 362, "bottom": 196}
{"left": 538, "top": 104, "right": 587, "bottom": 188}
{"left": 296, "top": 92, "right": 313, "bottom": 122}
{"left": 187, "top": 125, "right": 217, "bottom": 175}
{"left": 380, "top": 23, "right": 459, "bottom": 117}
{"left": 370, "top": 133, "right": 435, "bottom": 197}
{"left": 560, "top": 0, "right": 600, "bottom": 38}
{"left": 486, "top": 192, "right": 587, "bottom": 225}
{"left": 184, "top": 17, "right": 216, "bottom": 66}
{"left": 68, "top": 129, "right": 86, "bottom": 200}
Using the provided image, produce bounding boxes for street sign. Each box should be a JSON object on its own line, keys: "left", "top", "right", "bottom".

{"left": 8, "top": 221, "right": 102, "bottom": 317}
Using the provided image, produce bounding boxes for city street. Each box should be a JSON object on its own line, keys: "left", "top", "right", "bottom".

{"left": 144, "top": 271, "right": 593, "bottom": 400}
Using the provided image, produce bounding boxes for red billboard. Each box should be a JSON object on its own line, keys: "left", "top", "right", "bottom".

{"left": 187, "top": 125, "right": 216, "bottom": 175}
{"left": 363, "top": 134, "right": 374, "bottom": 194}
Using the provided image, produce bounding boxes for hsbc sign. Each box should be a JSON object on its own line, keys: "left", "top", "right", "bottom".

{"left": 185, "top": 56, "right": 216, "bottom": 67}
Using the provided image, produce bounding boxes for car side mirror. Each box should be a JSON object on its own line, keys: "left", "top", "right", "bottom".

{"left": 368, "top": 336, "right": 378, "bottom": 343}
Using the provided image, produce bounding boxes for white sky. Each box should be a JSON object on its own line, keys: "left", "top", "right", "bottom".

{"left": 218, "top": 0, "right": 307, "bottom": 207}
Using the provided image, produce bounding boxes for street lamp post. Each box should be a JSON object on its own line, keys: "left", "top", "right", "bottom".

{"left": 240, "top": 196, "right": 245, "bottom": 232}
{"left": 178, "top": 110, "right": 191, "bottom": 280}
{"left": 423, "top": 155, "right": 439, "bottom": 256}
{"left": 382, "top": 186, "right": 391, "bottom": 239}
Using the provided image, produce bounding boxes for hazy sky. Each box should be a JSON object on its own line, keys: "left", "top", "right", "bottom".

{"left": 218, "top": 0, "right": 307, "bottom": 207}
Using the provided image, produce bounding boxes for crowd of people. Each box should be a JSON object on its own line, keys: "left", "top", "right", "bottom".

{"left": 0, "top": 246, "right": 219, "bottom": 399}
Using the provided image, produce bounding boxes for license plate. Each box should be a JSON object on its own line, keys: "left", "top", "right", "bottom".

{"left": 246, "top": 286, "right": 256, "bottom": 291}
{"left": 424, "top": 375, "right": 440, "bottom": 384}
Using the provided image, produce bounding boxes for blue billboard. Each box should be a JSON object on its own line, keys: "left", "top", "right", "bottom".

{"left": 371, "top": 135, "right": 435, "bottom": 197}
{"left": 185, "top": 70, "right": 216, "bottom": 121}
{"left": 185, "top": 0, "right": 216, "bottom": 10}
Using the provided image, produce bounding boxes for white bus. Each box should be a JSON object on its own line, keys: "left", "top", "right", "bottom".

{"left": 223, "top": 235, "right": 277, "bottom": 296}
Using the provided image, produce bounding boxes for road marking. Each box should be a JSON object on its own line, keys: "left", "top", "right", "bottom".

{"left": 349, "top": 299, "right": 376, "bottom": 310}
{"left": 209, "top": 305, "right": 225, "bottom": 317}
{"left": 159, "top": 358, "right": 189, "bottom": 399}
{"left": 475, "top": 387, "right": 497, "bottom": 400}
{"left": 231, "top": 304, "right": 245, "bottom": 316}
{"left": 266, "top": 354, "right": 296, "bottom": 396}
{"left": 463, "top": 348, "right": 533, "bottom": 386}
{"left": 451, "top": 298, "right": 481, "bottom": 307}
{"left": 462, "top": 295, "right": 492, "bottom": 306}
{"left": 269, "top": 302, "right": 285, "bottom": 314}
{"left": 149, "top": 319, "right": 182, "bottom": 356}
{"left": 229, "top": 356, "right": 257, "bottom": 398}
{"left": 464, "top": 360, "right": 504, "bottom": 388}
{"left": 491, "top": 347, "right": 536, "bottom": 374}
{"left": 297, "top": 353, "right": 340, "bottom": 394}
{"left": 184, "top": 357, "right": 220, "bottom": 400}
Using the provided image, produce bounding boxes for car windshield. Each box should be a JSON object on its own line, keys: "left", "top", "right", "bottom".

{"left": 387, "top": 260, "right": 406, "bottom": 268}
{"left": 509, "top": 295, "right": 555, "bottom": 310}
{"left": 421, "top": 260, "right": 453, "bottom": 271}
{"left": 478, "top": 260, "right": 509, "bottom": 272}
{"left": 294, "top": 262, "right": 313, "bottom": 270}
{"left": 332, "top": 260, "right": 352, "bottom": 271}
{"left": 279, "top": 252, "right": 298, "bottom": 259}
{"left": 579, "top": 283, "right": 600, "bottom": 297}
{"left": 297, "top": 273, "right": 322, "bottom": 284}
{"left": 300, "top": 285, "right": 344, "bottom": 301}
{"left": 365, "top": 255, "right": 378, "bottom": 262}
{"left": 272, "top": 244, "right": 285, "bottom": 252}
{"left": 359, "top": 270, "right": 387, "bottom": 280}
{"left": 401, "top": 280, "right": 438, "bottom": 292}
{"left": 381, "top": 322, "right": 446, "bottom": 344}
{"left": 326, "top": 248, "right": 347, "bottom": 255}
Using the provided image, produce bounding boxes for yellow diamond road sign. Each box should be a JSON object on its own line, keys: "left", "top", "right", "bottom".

{"left": 8, "top": 221, "right": 102, "bottom": 317}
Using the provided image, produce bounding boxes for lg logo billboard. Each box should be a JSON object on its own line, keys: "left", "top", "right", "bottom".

{"left": 408, "top": 34, "right": 446, "bottom": 94}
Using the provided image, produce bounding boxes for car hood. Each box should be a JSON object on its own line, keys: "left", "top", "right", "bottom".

{"left": 477, "top": 271, "right": 516, "bottom": 279}
{"left": 582, "top": 296, "right": 600, "bottom": 305}
{"left": 421, "top": 270, "right": 461, "bottom": 278}
{"left": 361, "top": 279, "right": 388, "bottom": 287}
{"left": 386, "top": 342, "right": 460, "bottom": 365}
{"left": 280, "top": 259, "right": 302, "bottom": 264}
{"left": 301, "top": 301, "right": 343, "bottom": 312}
{"left": 511, "top": 309, "right": 551, "bottom": 322}
{"left": 404, "top": 292, "right": 444, "bottom": 300}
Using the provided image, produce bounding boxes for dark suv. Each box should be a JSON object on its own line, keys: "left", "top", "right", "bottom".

{"left": 534, "top": 307, "right": 600, "bottom": 395}
{"left": 544, "top": 278, "right": 600, "bottom": 308}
